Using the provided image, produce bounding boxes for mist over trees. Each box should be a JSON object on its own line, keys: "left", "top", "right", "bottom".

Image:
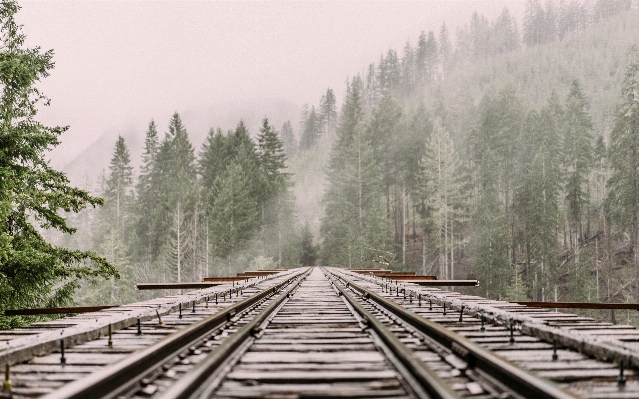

{"left": 69, "top": 115, "right": 299, "bottom": 305}
{"left": 315, "top": 0, "right": 639, "bottom": 317}
{"left": 5, "top": 0, "right": 639, "bottom": 326}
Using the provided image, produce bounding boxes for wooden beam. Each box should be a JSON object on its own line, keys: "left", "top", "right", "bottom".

{"left": 410, "top": 280, "right": 479, "bottom": 286}
{"left": 513, "top": 301, "right": 639, "bottom": 310}
{"left": 237, "top": 271, "right": 278, "bottom": 277}
{"left": 203, "top": 277, "right": 254, "bottom": 282}
{"left": 3, "top": 306, "right": 118, "bottom": 316}
{"left": 135, "top": 282, "right": 223, "bottom": 290}
{"left": 384, "top": 276, "right": 437, "bottom": 281}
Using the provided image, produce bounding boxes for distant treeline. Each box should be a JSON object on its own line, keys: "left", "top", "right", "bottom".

{"left": 64, "top": 115, "right": 318, "bottom": 305}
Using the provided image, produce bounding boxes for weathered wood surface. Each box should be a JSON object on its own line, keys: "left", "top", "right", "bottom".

{"left": 0, "top": 269, "right": 296, "bottom": 366}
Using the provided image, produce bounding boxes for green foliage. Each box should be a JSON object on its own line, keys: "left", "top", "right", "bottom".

{"left": 0, "top": 1, "right": 115, "bottom": 327}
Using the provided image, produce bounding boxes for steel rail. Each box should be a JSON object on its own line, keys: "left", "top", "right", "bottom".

{"left": 156, "top": 268, "right": 312, "bottom": 399}
{"left": 323, "top": 270, "right": 462, "bottom": 399}
{"left": 328, "top": 268, "right": 577, "bottom": 399}
{"left": 41, "top": 268, "right": 308, "bottom": 399}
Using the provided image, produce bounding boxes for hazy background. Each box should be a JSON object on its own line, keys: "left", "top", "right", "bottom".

{"left": 17, "top": 0, "right": 524, "bottom": 184}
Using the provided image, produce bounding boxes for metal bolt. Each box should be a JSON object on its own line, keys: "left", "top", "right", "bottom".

{"left": 108, "top": 324, "right": 113, "bottom": 347}
{"left": 443, "top": 303, "right": 446, "bottom": 315}
{"left": 552, "top": 338, "right": 558, "bottom": 361}
{"left": 459, "top": 305, "right": 464, "bottom": 322}
{"left": 479, "top": 311, "right": 485, "bottom": 332}
{"left": 137, "top": 318, "right": 142, "bottom": 335}
{"left": 509, "top": 320, "right": 515, "bottom": 344}
{"left": 429, "top": 300, "right": 432, "bottom": 310}
{"left": 60, "top": 340, "right": 66, "bottom": 364}
{"left": 192, "top": 301, "right": 195, "bottom": 313}
{"left": 206, "top": 297, "right": 209, "bottom": 308}
{"left": 418, "top": 294, "right": 421, "bottom": 307}
{"left": 156, "top": 310, "right": 164, "bottom": 326}
{"left": 215, "top": 293, "right": 218, "bottom": 305}
{"left": 409, "top": 292, "right": 412, "bottom": 303}
{"left": 179, "top": 303, "right": 182, "bottom": 319}
{"left": 618, "top": 360, "right": 626, "bottom": 386}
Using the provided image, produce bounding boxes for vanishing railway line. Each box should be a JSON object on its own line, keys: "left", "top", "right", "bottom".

{"left": 1, "top": 267, "right": 639, "bottom": 398}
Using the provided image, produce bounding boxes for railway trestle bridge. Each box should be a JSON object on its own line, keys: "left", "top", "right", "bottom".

{"left": 1, "top": 267, "right": 639, "bottom": 398}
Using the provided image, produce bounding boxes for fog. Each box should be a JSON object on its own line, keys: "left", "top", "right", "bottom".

{"left": 17, "top": 0, "right": 523, "bottom": 170}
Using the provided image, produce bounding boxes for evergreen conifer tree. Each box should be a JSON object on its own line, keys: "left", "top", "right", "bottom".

{"left": 0, "top": 2, "right": 115, "bottom": 326}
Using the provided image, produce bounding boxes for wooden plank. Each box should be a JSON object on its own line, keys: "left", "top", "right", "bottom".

{"left": 513, "top": 301, "right": 639, "bottom": 310}
{"left": 202, "top": 277, "right": 254, "bottom": 282}
{"left": 3, "top": 306, "right": 118, "bottom": 316}
{"left": 409, "top": 280, "right": 479, "bottom": 286}
{"left": 134, "top": 282, "right": 222, "bottom": 290}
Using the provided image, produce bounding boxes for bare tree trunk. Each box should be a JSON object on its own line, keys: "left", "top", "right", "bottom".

{"left": 402, "top": 182, "right": 406, "bottom": 266}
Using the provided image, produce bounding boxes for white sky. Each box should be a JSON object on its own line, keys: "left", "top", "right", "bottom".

{"left": 17, "top": 0, "right": 524, "bottom": 164}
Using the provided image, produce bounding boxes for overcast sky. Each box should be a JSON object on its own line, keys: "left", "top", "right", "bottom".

{"left": 17, "top": 1, "right": 524, "bottom": 164}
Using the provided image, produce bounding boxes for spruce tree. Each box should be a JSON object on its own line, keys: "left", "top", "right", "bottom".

{"left": 280, "top": 121, "right": 297, "bottom": 158}
{"left": 102, "top": 136, "right": 133, "bottom": 236}
{"left": 133, "top": 120, "right": 159, "bottom": 262}
{"left": 210, "top": 161, "right": 260, "bottom": 260}
{"left": 418, "top": 119, "right": 469, "bottom": 279}
{"left": 439, "top": 23, "right": 452, "bottom": 77}
{"left": 0, "top": 2, "right": 115, "bottom": 326}
{"left": 563, "top": 79, "right": 593, "bottom": 242}
{"left": 319, "top": 88, "right": 337, "bottom": 137}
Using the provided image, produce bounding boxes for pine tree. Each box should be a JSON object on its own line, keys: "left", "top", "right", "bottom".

{"left": 400, "top": 41, "right": 415, "bottom": 96}
{"left": 418, "top": 119, "right": 469, "bottom": 279}
{"left": 257, "top": 118, "right": 295, "bottom": 264}
{"left": 280, "top": 121, "right": 297, "bottom": 158}
{"left": 439, "top": 23, "right": 452, "bottom": 78}
{"left": 147, "top": 113, "right": 198, "bottom": 263}
{"left": 210, "top": 161, "right": 260, "bottom": 260}
{"left": 563, "top": 79, "right": 594, "bottom": 242}
{"left": 134, "top": 120, "right": 159, "bottom": 262}
{"left": 319, "top": 88, "right": 337, "bottom": 137}
{"left": 300, "top": 106, "right": 320, "bottom": 150}
{"left": 102, "top": 136, "right": 133, "bottom": 236}
{"left": 0, "top": 2, "right": 115, "bottom": 327}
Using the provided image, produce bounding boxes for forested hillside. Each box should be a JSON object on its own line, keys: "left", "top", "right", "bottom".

{"left": 308, "top": 0, "right": 639, "bottom": 323}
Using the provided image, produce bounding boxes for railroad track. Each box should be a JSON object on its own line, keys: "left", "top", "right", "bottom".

{"left": 2, "top": 266, "right": 639, "bottom": 398}
{"left": 1, "top": 268, "right": 307, "bottom": 399}
{"left": 331, "top": 267, "right": 639, "bottom": 398}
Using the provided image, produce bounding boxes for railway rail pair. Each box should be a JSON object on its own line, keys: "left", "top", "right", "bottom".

{"left": 2, "top": 266, "right": 638, "bottom": 398}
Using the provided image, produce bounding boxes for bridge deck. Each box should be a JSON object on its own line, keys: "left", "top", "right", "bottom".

{"left": 1, "top": 267, "right": 638, "bottom": 399}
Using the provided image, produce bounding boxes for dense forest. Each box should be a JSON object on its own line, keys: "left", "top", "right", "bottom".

{"left": 302, "top": 0, "right": 639, "bottom": 322}
{"left": 3, "top": 0, "right": 639, "bottom": 328}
